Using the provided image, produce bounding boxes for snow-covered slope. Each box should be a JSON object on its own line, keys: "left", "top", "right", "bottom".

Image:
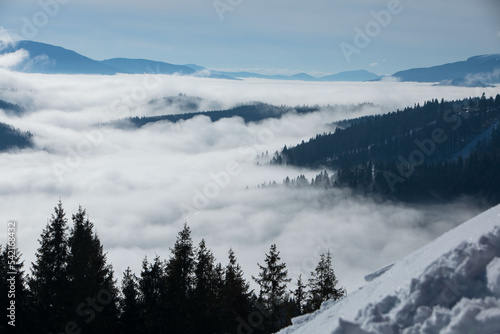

{"left": 278, "top": 204, "right": 500, "bottom": 334}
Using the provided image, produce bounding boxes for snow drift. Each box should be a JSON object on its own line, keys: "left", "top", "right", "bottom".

{"left": 278, "top": 204, "right": 500, "bottom": 334}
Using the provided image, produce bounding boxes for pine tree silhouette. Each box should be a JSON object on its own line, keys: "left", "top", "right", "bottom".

{"left": 67, "top": 206, "right": 119, "bottom": 333}
{"left": 253, "top": 244, "right": 291, "bottom": 332}
{"left": 29, "top": 200, "right": 71, "bottom": 333}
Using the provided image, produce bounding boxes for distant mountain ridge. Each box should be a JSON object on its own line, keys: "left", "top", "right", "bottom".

{"left": 101, "top": 58, "right": 195, "bottom": 75}
{"left": 319, "top": 69, "right": 381, "bottom": 82}
{"left": 0, "top": 41, "right": 216, "bottom": 76}
{"left": 208, "top": 69, "right": 381, "bottom": 82}
{"left": 1, "top": 40, "right": 499, "bottom": 85}
{"left": 0, "top": 40, "right": 382, "bottom": 81}
{"left": 1, "top": 40, "right": 123, "bottom": 74}
{"left": 391, "top": 54, "right": 500, "bottom": 86}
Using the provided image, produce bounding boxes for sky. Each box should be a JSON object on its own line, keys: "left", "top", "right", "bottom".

{"left": 0, "top": 67, "right": 498, "bottom": 291}
{"left": 0, "top": 0, "right": 500, "bottom": 75}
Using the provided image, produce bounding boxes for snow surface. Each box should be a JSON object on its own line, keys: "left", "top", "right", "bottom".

{"left": 278, "top": 204, "right": 500, "bottom": 334}
{"left": 364, "top": 264, "right": 394, "bottom": 283}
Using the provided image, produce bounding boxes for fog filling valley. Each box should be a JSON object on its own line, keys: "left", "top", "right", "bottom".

{"left": 1, "top": 69, "right": 498, "bottom": 291}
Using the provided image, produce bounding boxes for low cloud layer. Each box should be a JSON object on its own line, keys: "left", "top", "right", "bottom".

{"left": 0, "top": 49, "right": 29, "bottom": 70}
{"left": 0, "top": 70, "right": 495, "bottom": 292}
{"left": 0, "top": 31, "right": 28, "bottom": 70}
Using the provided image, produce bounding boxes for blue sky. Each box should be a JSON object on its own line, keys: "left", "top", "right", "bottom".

{"left": 1, "top": 0, "right": 499, "bottom": 75}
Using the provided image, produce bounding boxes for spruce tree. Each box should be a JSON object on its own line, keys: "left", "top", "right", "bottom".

{"left": 139, "top": 256, "right": 166, "bottom": 334}
{"left": 221, "top": 248, "right": 252, "bottom": 333}
{"left": 253, "top": 244, "right": 291, "bottom": 332}
{"left": 164, "top": 223, "right": 195, "bottom": 334}
{"left": 293, "top": 274, "right": 307, "bottom": 316}
{"left": 213, "top": 262, "right": 225, "bottom": 331}
{"left": 192, "top": 239, "right": 219, "bottom": 334}
{"left": 67, "top": 206, "right": 119, "bottom": 333}
{"left": 120, "top": 267, "right": 142, "bottom": 334}
{"left": 29, "top": 200, "right": 72, "bottom": 333}
{"left": 307, "top": 251, "right": 346, "bottom": 311}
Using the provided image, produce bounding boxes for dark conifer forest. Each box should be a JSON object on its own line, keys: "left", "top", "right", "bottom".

{"left": 0, "top": 100, "right": 32, "bottom": 151}
{"left": 0, "top": 122, "right": 33, "bottom": 152}
{"left": 271, "top": 94, "right": 500, "bottom": 205}
{"left": 114, "top": 102, "right": 320, "bottom": 128}
{"left": 0, "top": 100, "right": 24, "bottom": 115}
{"left": 0, "top": 201, "right": 345, "bottom": 334}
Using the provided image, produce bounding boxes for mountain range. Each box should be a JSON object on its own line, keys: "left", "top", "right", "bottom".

{"left": 1, "top": 40, "right": 499, "bottom": 86}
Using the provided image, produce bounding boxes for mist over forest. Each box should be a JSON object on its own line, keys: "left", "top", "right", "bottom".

{"left": 1, "top": 68, "right": 497, "bottom": 293}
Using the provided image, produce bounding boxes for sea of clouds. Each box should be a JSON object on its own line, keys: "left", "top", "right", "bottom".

{"left": 0, "top": 65, "right": 498, "bottom": 292}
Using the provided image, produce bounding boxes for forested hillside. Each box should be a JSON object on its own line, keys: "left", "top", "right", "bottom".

{"left": 272, "top": 94, "right": 500, "bottom": 204}
{"left": 113, "top": 103, "right": 320, "bottom": 128}
{"left": 0, "top": 100, "right": 24, "bottom": 115}
{"left": 0, "top": 121, "right": 33, "bottom": 152}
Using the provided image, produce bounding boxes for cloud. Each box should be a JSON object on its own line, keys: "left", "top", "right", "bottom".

{"left": 460, "top": 68, "right": 500, "bottom": 87}
{"left": 0, "top": 49, "right": 29, "bottom": 69}
{"left": 380, "top": 76, "right": 401, "bottom": 83}
{"left": 18, "top": 54, "right": 56, "bottom": 72}
{"left": 369, "top": 62, "right": 379, "bottom": 67}
{"left": 0, "top": 27, "right": 17, "bottom": 51}
{"left": 0, "top": 27, "right": 27, "bottom": 70}
{"left": 0, "top": 71, "right": 495, "bottom": 293}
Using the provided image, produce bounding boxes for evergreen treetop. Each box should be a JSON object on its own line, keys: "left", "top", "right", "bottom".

{"left": 308, "top": 251, "right": 346, "bottom": 311}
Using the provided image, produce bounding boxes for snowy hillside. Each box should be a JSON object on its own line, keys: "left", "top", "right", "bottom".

{"left": 278, "top": 204, "right": 500, "bottom": 334}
